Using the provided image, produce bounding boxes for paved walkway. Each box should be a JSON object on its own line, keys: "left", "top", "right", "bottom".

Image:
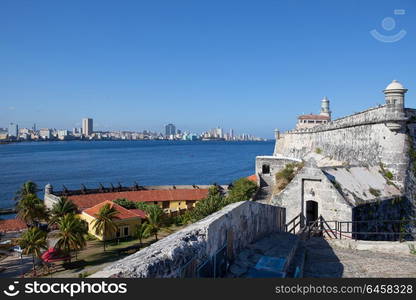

{"left": 304, "top": 237, "right": 416, "bottom": 278}
{"left": 0, "top": 253, "right": 33, "bottom": 278}
{"left": 227, "top": 232, "right": 298, "bottom": 277}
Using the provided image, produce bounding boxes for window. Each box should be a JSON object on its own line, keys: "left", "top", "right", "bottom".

{"left": 123, "top": 226, "right": 129, "bottom": 237}
{"left": 162, "top": 201, "right": 169, "bottom": 209}
{"left": 116, "top": 228, "right": 121, "bottom": 238}
{"left": 262, "top": 164, "right": 270, "bottom": 174}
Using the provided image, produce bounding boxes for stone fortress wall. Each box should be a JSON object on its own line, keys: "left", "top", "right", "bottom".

{"left": 92, "top": 201, "right": 286, "bottom": 278}
{"left": 275, "top": 105, "right": 411, "bottom": 185}
{"left": 257, "top": 80, "right": 416, "bottom": 226}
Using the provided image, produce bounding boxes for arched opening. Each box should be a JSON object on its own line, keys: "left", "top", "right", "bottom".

{"left": 306, "top": 200, "right": 318, "bottom": 225}
{"left": 262, "top": 164, "right": 270, "bottom": 174}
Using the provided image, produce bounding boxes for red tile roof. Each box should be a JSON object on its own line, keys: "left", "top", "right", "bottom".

{"left": 129, "top": 209, "right": 147, "bottom": 219}
{"left": 298, "top": 114, "right": 330, "bottom": 120}
{"left": 0, "top": 218, "right": 27, "bottom": 233}
{"left": 69, "top": 189, "right": 209, "bottom": 211}
{"left": 83, "top": 200, "right": 143, "bottom": 220}
{"left": 246, "top": 174, "right": 258, "bottom": 183}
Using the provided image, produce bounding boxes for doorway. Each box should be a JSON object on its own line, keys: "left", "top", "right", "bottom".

{"left": 306, "top": 200, "right": 318, "bottom": 225}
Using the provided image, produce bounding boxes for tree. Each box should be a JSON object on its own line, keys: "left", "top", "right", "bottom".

{"left": 55, "top": 213, "right": 88, "bottom": 261}
{"left": 15, "top": 181, "right": 38, "bottom": 202}
{"left": 49, "top": 197, "right": 77, "bottom": 225}
{"left": 146, "top": 205, "right": 163, "bottom": 241}
{"left": 226, "top": 178, "right": 258, "bottom": 204}
{"left": 91, "top": 203, "right": 119, "bottom": 251}
{"left": 19, "top": 227, "right": 47, "bottom": 276}
{"left": 113, "top": 198, "right": 136, "bottom": 209}
{"left": 134, "top": 223, "right": 150, "bottom": 248}
{"left": 17, "top": 194, "right": 49, "bottom": 226}
{"left": 186, "top": 191, "right": 226, "bottom": 222}
{"left": 135, "top": 202, "right": 150, "bottom": 211}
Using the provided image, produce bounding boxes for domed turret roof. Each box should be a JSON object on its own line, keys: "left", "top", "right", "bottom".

{"left": 385, "top": 80, "right": 405, "bottom": 90}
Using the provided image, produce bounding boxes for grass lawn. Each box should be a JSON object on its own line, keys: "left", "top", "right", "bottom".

{"left": 39, "top": 224, "right": 187, "bottom": 278}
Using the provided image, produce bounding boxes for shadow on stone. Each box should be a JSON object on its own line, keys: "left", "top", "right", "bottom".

{"left": 303, "top": 237, "right": 344, "bottom": 278}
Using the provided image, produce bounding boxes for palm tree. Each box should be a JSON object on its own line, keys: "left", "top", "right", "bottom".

{"left": 55, "top": 213, "right": 88, "bottom": 261}
{"left": 19, "top": 227, "right": 47, "bottom": 276}
{"left": 134, "top": 223, "right": 150, "bottom": 248}
{"left": 92, "top": 204, "right": 119, "bottom": 251}
{"left": 49, "top": 197, "right": 77, "bottom": 225}
{"left": 17, "top": 194, "right": 49, "bottom": 226}
{"left": 146, "top": 205, "right": 163, "bottom": 241}
{"left": 15, "top": 181, "right": 38, "bottom": 202}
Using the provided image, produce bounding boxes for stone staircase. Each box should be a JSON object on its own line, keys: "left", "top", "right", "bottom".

{"left": 227, "top": 232, "right": 306, "bottom": 278}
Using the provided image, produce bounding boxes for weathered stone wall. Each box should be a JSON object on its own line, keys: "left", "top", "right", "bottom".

{"left": 271, "top": 161, "right": 353, "bottom": 223}
{"left": 275, "top": 106, "right": 410, "bottom": 186}
{"left": 44, "top": 192, "right": 61, "bottom": 209}
{"left": 92, "top": 201, "right": 286, "bottom": 278}
{"left": 255, "top": 155, "right": 301, "bottom": 186}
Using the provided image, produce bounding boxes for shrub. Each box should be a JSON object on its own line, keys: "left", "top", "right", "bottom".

{"left": 315, "top": 148, "right": 322, "bottom": 154}
{"left": 226, "top": 178, "right": 258, "bottom": 203}
{"left": 113, "top": 198, "right": 136, "bottom": 209}
{"left": 369, "top": 187, "right": 381, "bottom": 197}
{"left": 135, "top": 202, "right": 151, "bottom": 212}
{"left": 274, "top": 162, "right": 304, "bottom": 194}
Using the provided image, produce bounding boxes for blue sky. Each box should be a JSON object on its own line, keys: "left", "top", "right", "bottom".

{"left": 0, "top": 0, "right": 415, "bottom": 138}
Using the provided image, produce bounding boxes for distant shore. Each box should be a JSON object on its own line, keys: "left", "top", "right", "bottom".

{"left": 0, "top": 139, "right": 270, "bottom": 145}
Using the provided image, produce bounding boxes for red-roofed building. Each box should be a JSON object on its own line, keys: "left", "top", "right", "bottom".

{"left": 0, "top": 218, "right": 27, "bottom": 235}
{"left": 69, "top": 189, "right": 209, "bottom": 213}
{"left": 296, "top": 114, "right": 330, "bottom": 129}
{"left": 246, "top": 174, "right": 258, "bottom": 184}
{"left": 80, "top": 201, "right": 144, "bottom": 241}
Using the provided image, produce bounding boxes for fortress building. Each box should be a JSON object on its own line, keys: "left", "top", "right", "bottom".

{"left": 296, "top": 97, "right": 331, "bottom": 129}
{"left": 256, "top": 80, "right": 416, "bottom": 237}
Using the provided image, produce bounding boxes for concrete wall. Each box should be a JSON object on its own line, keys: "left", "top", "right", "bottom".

{"left": 271, "top": 161, "right": 353, "bottom": 223}
{"left": 92, "top": 201, "right": 286, "bottom": 278}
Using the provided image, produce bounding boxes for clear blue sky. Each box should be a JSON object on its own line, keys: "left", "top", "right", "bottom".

{"left": 0, "top": 0, "right": 414, "bottom": 138}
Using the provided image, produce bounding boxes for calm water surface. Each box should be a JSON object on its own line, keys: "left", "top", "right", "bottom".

{"left": 0, "top": 140, "right": 274, "bottom": 210}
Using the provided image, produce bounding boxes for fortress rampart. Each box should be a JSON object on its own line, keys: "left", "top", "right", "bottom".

{"left": 274, "top": 105, "right": 412, "bottom": 184}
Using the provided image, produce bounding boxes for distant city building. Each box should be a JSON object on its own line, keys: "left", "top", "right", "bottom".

{"left": 82, "top": 118, "right": 93, "bottom": 136}
{"left": 58, "top": 130, "right": 69, "bottom": 140}
{"left": 165, "top": 123, "right": 176, "bottom": 136}
{"left": 39, "top": 128, "right": 51, "bottom": 139}
{"left": 8, "top": 123, "right": 18, "bottom": 138}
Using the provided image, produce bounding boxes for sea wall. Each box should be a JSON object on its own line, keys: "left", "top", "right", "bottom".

{"left": 92, "top": 201, "right": 286, "bottom": 278}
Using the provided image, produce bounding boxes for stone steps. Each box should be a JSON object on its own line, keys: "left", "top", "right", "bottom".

{"left": 227, "top": 232, "right": 300, "bottom": 278}
{"left": 286, "top": 241, "right": 306, "bottom": 278}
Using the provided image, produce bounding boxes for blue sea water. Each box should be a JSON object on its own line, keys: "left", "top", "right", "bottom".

{"left": 0, "top": 140, "right": 274, "bottom": 211}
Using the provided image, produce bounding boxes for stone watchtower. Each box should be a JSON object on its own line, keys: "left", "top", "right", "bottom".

{"left": 320, "top": 96, "right": 331, "bottom": 120}
{"left": 384, "top": 80, "right": 408, "bottom": 117}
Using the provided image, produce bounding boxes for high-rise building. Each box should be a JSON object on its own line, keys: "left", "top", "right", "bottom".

{"left": 165, "top": 123, "right": 176, "bottom": 136}
{"left": 8, "top": 123, "right": 18, "bottom": 138}
{"left": 82, "top": 118, "right": 93, "bottom": 136}
{"left": 39, "top": 128, "right": 51, "bottom": 139}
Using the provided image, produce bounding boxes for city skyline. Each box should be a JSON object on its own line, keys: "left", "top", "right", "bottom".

{"left": 0, "top": 1, "right": 415, "bottom": 138}
{"left": 0, "top": 118, "right": 266, "bottom": 141}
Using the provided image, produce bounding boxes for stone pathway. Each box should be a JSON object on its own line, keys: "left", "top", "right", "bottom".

{"left": 304, "top": 237, "right": 416, "bottom": 278}
{"left": 227, "top": 232, "right": 299, "bottom": 278}
{"left": 254, "top": 185, "right": 272, "bottom": 204}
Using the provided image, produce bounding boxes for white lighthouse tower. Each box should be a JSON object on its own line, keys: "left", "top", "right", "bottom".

{"left": 320, "top": 96, "right": 331, "bottom": 120}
